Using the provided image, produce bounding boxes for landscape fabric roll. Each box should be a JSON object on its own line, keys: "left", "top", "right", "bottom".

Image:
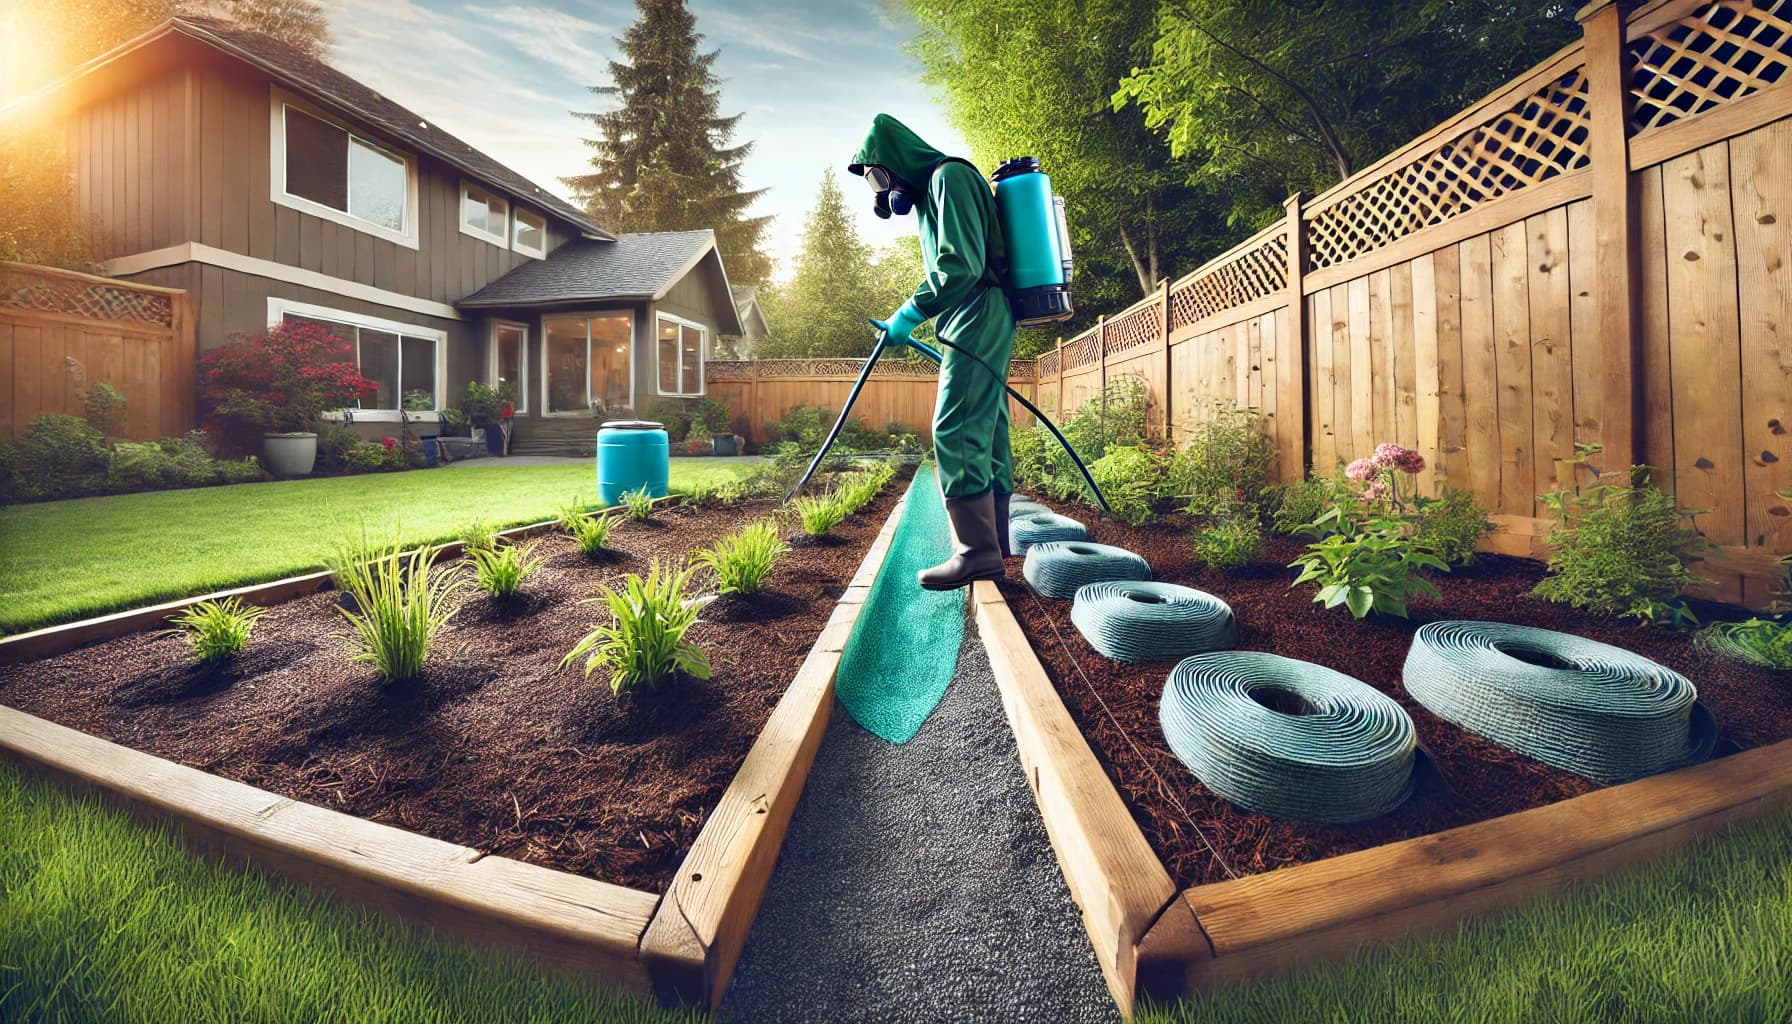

{"left": 1021, "top": 541, "right": 1150, "bottom": 599}
{"left": 1070, "top": 580, "right": 1235, "bottom": 663}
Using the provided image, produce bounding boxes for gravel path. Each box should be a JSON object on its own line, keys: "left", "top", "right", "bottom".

{"left": 720, "top": 611, "right": 1120, "bottom": 1024}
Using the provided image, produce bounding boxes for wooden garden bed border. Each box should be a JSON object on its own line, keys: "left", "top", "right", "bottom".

{"left": 0, "top": 485, "right": 914, "bottom": 1009}
{"left": 971, "top": 578, "right": 1792, "bottom": 1018}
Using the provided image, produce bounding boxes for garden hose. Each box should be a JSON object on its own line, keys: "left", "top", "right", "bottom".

{"left": 1159, "top": 652, "right": 1417, "bottom": 823}
{"left": 1010, "top": 511, "right": 1087, "bottom": 555}
{"left": 1022, "top": 541, "right": 1150, "bottom": 599}
{"left": 1070, "top": 581, "right": 1236, "bottom": 663}
{"left": 1403, "top": 621, "right": 1719, "bottom": 784}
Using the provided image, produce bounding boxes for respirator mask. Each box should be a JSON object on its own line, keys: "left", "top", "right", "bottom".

{"left": 861, "top": 165, "right": 914, "bottom": 219}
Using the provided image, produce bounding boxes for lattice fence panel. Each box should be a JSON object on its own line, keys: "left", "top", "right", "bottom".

{"left": 1629, "top": 0, "right": 1791, "bottom": 135}
{"left": 705, "top": 360, "right": 752, "bottom": 381}
{"left": 1305, "top": 66, "right": 1592, "bottom": 270}
{"left": 1104, "top": 300, "right": 1164, "bottom": 356}
{"left": 752, "top": 358, "right": 938, "bottom": 378}
{"left": 1062, "top": 330, "right": 1101, "bottom": 371}
{"left": 1038, "top": 349, "right": 1060, "bottom": 378}
{"left": 1170, "top": 232, "right": 1289, "bottom": 330}
{"left": 0, "top": 266, "right": 174, "bottom": 327}
{"left": 1009, "top": 358, "right": 1037, "bottom": 380}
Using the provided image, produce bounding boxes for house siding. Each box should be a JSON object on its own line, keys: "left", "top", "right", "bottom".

{"left": 647, "top": 256, "right": 731, "bottom": 400}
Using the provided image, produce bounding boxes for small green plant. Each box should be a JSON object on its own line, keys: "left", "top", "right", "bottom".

{"left": 681, "top": 479, "right": 718, "bottom": 508}
{"left": 714, "top": 478, "right": 746, "bottom": 505}
{"left": 621, "top": 486, "right": 656, "bottom": 521}
{"left": 1088, "top": 445, "right": 1161, "bottom": 526}
{"left": 1411, "top": 488, "right": 1493, "bottom": 567}
{"left": 466, "top": 540, "right": 545, "bottom": 599}
{"left": 567, "top": 512, "right": 614, "bottom": 558}
{"left": 168, "top": 596, "right": 266, "bottom": 664}
{"left": 556, "top": 496, "right": 594, "bottom": 531}
{"left": 1193, "top": 512, "right": 1262, "bottom": 571}
{"left": 457, "top": 518, "right": 497, "bottom": 552}
{"left": 1696, "top": 617, "right": 1792, "bottom": 670}
{"left": 1533, "top": 445, "right": 1709, "bottom": 624}
{"left": 1163, "top": 402, "right": 1276, "bottom": 516}
{"left": 1270, "top": 476, "right": 1345, "bottom": 536}
{"left": 562, "top": 560, "right": 710, "bottom": 694}
{"left": 697, "top": 520, "right": 788, "bottom": 595}
{"left": 1290, "top": 506, "right": 1449, "bottom": 619}
{"left": 331, "top": 530, "right": 467, "bottom": 683}
{"left": 83, "top": 382, "right": 127, "bottom": 438}
{"left": 793, "top": 492, "right": 848, "bottom": 536}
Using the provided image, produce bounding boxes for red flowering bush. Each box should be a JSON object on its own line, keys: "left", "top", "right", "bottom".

{"left": 199, "top": 320, "right": 376, "bottom": 440}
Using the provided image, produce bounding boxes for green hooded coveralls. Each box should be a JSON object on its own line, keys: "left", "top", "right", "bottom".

{"left": 852, "top": 114, "right": 1015, "bottom": 499}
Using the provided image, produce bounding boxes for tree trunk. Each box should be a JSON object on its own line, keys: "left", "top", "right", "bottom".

{"left": 1119, "top": 224, "right": 1154, "bottom": 296}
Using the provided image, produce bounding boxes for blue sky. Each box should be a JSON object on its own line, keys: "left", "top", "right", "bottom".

{"left": 321, "top": 0, "right": 968, "bottom": 279}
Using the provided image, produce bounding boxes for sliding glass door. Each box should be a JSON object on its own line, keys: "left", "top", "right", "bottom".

{"left": 542, "top": 313, "right": 632, "bottom": 416}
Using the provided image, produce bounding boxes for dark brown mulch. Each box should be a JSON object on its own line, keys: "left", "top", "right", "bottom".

{"left": 0, "top": 472, "right": 911, "bottom": 894}
{"left": 1001, "top": 504, "right": 1792, "bottom": 889}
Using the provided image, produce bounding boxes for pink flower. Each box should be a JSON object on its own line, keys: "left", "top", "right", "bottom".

{"left": 1361, "top": 480, "right": 1390, "bottom": 502}
{"left": 1372, "top": 443, "right": 1426, "bottom": 475}
{"left": 1345, "top": 457, "right": 1376, "bottom": 482}
{"left": 380, "top": 436, "right": 398, "bottom": 450}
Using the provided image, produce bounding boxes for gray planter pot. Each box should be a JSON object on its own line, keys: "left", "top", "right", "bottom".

{"left": 263, "top": 432, "right": 318, "bottom": 479}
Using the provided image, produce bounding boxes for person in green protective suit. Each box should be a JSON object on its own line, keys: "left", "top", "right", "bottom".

{"left": 850, "top": 113, "right": 1015, "bottom": 591}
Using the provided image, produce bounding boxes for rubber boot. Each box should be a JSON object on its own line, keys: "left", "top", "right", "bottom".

{"left": 918, "top": 491, "right": 1006, "bottom": 591}
{"left": 993, "top": 490, "right": 1013, "bottom": 558}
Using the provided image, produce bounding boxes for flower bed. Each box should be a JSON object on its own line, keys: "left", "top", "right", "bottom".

{"left": 0, "top": 475, "right": 909, "bottom": 893}
{"left": 1001, "top": 503, "right": 1792, "bottom": 889}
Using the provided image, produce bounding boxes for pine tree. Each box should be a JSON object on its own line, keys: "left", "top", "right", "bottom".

{"left": 562, "top": 0, "right": 772, "bottom": 285}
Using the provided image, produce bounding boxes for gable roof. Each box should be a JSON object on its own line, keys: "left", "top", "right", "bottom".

{"left": 12, "top": 15, "right": 613, "bottom": 241}
{"left": 460, "top": 229, "right": 743, "bottom": 332}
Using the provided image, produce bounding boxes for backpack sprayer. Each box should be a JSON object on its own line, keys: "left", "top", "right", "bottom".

{"left": 786, "top": 156, "right": 1108, "bottom": 513}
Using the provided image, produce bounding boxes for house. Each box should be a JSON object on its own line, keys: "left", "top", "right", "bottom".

{"left": 4, "top": 16, "right": 741, "bottom": 454}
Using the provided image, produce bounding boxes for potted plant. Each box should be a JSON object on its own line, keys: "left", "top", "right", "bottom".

{"left": 698, "top": 398, "right": 736, "bottom": 455}
{"left": 198, "top": 320, "right": 376, "bottom": 478}
{"left": 457, "top": 381, "right": 514, "bottom": 456}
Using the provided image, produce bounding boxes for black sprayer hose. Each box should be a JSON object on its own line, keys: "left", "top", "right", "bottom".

{"left": 786, "top": 325, "right": 1111, "bottom": 515}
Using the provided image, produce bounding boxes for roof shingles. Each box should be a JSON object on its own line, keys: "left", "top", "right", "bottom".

{"left": 460, "top": 230, "right": 717, "bottom": 308}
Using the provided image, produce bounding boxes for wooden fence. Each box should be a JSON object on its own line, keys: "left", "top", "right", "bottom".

{"left": 1, "top": 262, "right": 196, "bottom": 441}
{"left": 706, "top": 356, "right": 1037, "bottom": 443}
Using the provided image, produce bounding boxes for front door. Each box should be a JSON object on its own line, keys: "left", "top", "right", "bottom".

{"left": 541, "top": 313, "right": 633, "bottom": 417}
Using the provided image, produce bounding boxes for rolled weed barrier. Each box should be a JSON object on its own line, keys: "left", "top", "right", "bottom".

{"left": 1070, "top": 581, "right": 1236, "bottom": 663}
{"left": 1403, "top": 620, "right": 1719, "bottom": 784}
{"left": 1160, "top": 652, "right": 1416, "bottom": 823}
{"left": 1009, "top": 499, "right": 1050, "bottom": 520}
{"left": 1022, "top": 541, "right": 1150, "bottom": 599}
{"left": 1010, "top": 511, "right": 1087, "bottom": 555}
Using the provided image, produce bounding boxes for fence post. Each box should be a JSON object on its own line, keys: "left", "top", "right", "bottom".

{"left": 1097, "top": 314, "right": 1108, "bottom": 411}
{"left": 1579, "top": 0, "right": 1644, "bottom": 466}
{"left": 1282, "top": 193, "right": 1310, "bottom": 483}
{"left": 1054, "top": 336, "right": 1064, "bottom": 417}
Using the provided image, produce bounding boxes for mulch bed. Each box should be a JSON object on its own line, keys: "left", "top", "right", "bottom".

{"left": 0, "top": 471, "right": 910, "bottom": 893}
{"left": 1001, "top": 503, "right": 1792, "bottom": 889}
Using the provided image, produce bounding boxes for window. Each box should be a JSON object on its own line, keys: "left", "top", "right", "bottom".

{"left": 271, "top": 93, "right": 417, "bottom": 248}
{"left": 267, "top": 298, "right": 444, "bottom": 420}
{"left": 656, "top": 313, "right": 704, "bottom": 396}
{"left": 460, "top": 183, "right": 509, "bottom": 244}
{"left": 542, "top": 314, "right": 631, "bottom": 415}
{"left": 491, "top": 322, "right": 527, "bottom": 414}
{"left": 512, "top": 207, "right": 547, "bottom": 258}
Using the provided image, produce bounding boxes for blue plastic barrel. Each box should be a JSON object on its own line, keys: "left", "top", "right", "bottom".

{"left": 596, "top": 420, "right": 669, "bottom": 505}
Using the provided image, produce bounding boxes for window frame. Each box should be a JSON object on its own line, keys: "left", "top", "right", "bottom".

{"left": 488, "top": 320, "right": 529, "bottom": 415}
{"left": 269, "top": 88, "right": 420, "bottom": 250}
{"left": 654, "top": 310, "right": 706, "bottom": 398}
{"left": 266, "top": 297, "right": 446, "bottom": 423}
{"left": 459, "top": 181, "right": 510, "bottom": 246}
{"left": 539, "top": 312, "right": 635, "bottom": 417}
{"left": 511, "top": 206, "right": 548, "bottom": 259}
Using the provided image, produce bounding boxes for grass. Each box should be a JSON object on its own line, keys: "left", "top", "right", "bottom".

{"left": 0, "top": 762, "right": 701, "bottom": 1024}
{"left": 1142, "top": 811, "right": 1792, "bottom": 1024}
{"left": 0, "top": 458, "right": 754, "bottom": 636}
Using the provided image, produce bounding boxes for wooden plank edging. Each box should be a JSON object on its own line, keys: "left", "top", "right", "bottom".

{"left": 0, "top": 703, "right": 661, "bottom": 992}
{"left": 970, "top": 580, "right": 1199, "bottom": 1021}
{"left": 638, "top": 487, "right": 912, "bottom": 1007}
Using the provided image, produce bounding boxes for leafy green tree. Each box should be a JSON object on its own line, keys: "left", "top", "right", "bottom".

{"left": 561, "top": 0, "right": 773, "bottom": 285}
{"left": 1113, "top": 0, "right": 1580, "bottom": 225}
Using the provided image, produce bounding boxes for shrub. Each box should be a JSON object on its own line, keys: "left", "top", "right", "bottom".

{"left": 198, "top": 320, "right": 377, "bottom": 444}
{"left": 793, "top": 492, "right": 847, "bottom": 535}
{"left": 696, "top": 397, "right": 732, "bottom": 435}
{"left": 1533, "top": 445, "right": 1709, "bottom": 624}
{"left": 1290, "top": 506, "right": 1448, "bottom": 619}
{"left": 562, "top": 560, "right": 710, "bottom": 694}
{"left": 456, "top": 381, "right": 513, "bottom": 428}
{"left": 466, "top": 540, "right": 544, "bottom": 599}
{"left": 8, "top": 415, "right": 109, "bottom": 500}
{"left": 1088, "top": 445, "right": 1161, "bottom": 526}
{"left": 83, "top": 382, "right": 127, "bottom": 437}
{"left": 1193, "top": 512, "right": 1262, "bottom": 571}
{"left": 1271, "top": 476, "right": 1343, "bottom": 536}
{"left": 1412, "top": 488, "right": 1493, "bottom": 567}
{"left": 343, "top": 440, "right": 403, "bottom": 473}
{"left": 313, "top": 424, "right": 362, "bottom": 473}
{"left": 168, "top": 596, "right": 266, "bottom": 664}
{"left": 645, "top": 399, "right": 693, "bottom": 442}
{"left": 1163, "top": 402, "right": 1276, "bottom": 516}
{"left": 714, "top": 478, "right": 746, "bottom": 505}
{"left": 331, "top": 530, "right": 468, "bottom": 683}
{"left": 765, "top": 404, "right": 831, "bottom": 446}
{"left": 697, "top": 520, "right": 788, "bottom": 595}
{"left": 458, "top": 519, "right": 497, "bottom": 552}
{"left": 1696, "top": 617, "right": 1792, "bottom": 670}
{"left": 566, "top": 512, "right": 614, "bottom": 558}
{"left": 621, "top": 486, "right": 656, "bottom": 521}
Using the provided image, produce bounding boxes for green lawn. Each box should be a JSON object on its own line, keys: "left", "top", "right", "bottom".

{"left": 0, "top": 459, "right": 754, "bottom": 635}
{"left": 3, "top": 760, "right": 1786, "bottom": 1024}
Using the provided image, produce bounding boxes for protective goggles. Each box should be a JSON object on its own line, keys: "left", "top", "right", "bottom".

{"left": 860, "top": 165, "right": 901, "bottom": 191}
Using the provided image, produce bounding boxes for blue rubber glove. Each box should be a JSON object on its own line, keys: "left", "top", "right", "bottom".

{"left": 868, "top": 299, "right": 926, "bottom": 348}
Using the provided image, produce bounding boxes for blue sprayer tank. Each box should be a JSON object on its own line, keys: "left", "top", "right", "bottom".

{"left": 596, "top": 420, "right": 669, "bottom": 506}
{"left": 991, "top": 157, "right": 1075, "bottom": 327}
